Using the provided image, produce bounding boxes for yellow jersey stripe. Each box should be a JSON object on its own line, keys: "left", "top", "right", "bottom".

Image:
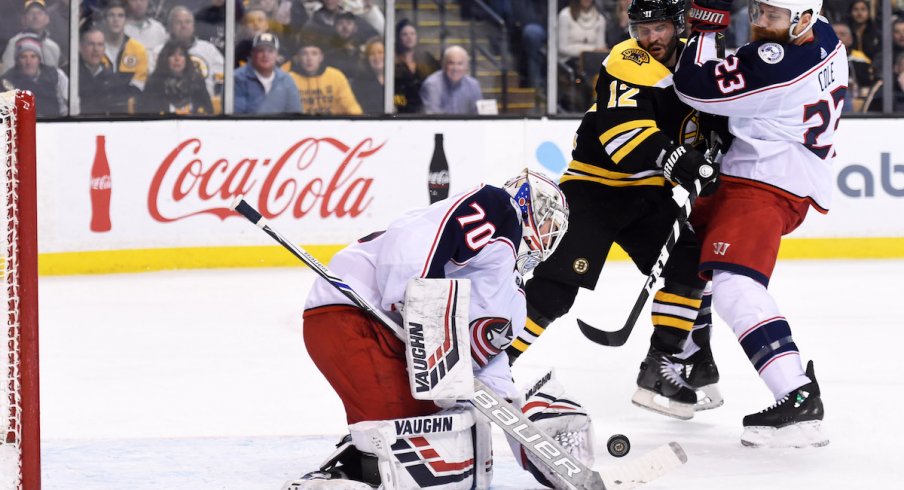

{"left": 651, "top": 315, "right": 694, "bottom": 331}
{"left": 510, "top": 338, "right": 530, "bottom": 352}
{"left": 655, "top": 291, "right": 703, "bottom": 308}
{"left": 611, "top": 127, "right": 660, "bottom": 164}
{"left": 598, "top": 119, "right": 657, "bottom": 146}
{"left": 525, "top": 318, "right": 546, "bottom": 336}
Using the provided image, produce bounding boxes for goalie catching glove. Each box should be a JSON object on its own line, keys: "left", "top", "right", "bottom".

{"left": 511, "top": 371, "right": 595, "bottom": 490}
{"left": 688, "top": 0, "right": 732, "bottom": 32}
{"left": 661, "top": 144, "right": 719, "bottom": 191}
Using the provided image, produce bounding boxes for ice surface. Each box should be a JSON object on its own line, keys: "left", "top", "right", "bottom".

{"left": 39, "top": 260, "right": 904, "bottom": 489}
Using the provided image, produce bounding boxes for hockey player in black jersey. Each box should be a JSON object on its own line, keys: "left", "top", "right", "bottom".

{"left": 506, "top": 0, "right": 724, "bottom": 420}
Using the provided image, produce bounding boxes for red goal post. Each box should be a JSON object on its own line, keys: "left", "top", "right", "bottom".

{"left": 0, "top": 90, "right": 40, "bottom": 489}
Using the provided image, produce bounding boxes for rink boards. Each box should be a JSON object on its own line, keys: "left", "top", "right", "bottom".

{"left": 34, "top": 118, "right": 904, "bottom": 274}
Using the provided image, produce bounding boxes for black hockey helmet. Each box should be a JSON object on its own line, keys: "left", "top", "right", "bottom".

{"left": 627, "top": 0, "right": 687, "bottom": 37}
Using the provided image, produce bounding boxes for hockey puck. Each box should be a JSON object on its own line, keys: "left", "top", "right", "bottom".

{"left": 607, "top": 434, "right": 631, "bottom": 457}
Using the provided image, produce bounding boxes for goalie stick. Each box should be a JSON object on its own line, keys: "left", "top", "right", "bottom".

{"left": 577, "top": 137, "right": 721, "bottom": 347}
{"left": 229, "top": 197, "right": 688, "bottom": 490}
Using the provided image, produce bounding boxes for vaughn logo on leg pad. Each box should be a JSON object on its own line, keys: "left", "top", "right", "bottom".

{"left": 404, "top": 278, "right": 474, "bottom": 400}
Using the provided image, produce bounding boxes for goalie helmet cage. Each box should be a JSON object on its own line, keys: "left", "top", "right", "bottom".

{"left": 0, "top": 91, "right": 40, "bottom": 490}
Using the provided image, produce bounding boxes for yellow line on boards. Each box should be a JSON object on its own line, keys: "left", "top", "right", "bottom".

{"left": 37, "top": 238, "right": 904, "bottom": 276}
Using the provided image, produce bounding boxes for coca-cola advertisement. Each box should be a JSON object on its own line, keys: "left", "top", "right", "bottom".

{"left": 34, "top": 120, "right": 526, "bottom": 273}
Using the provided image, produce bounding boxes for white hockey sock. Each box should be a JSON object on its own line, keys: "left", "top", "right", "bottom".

{"left": 711, "top": 271, "right": 809, "bottom": 400}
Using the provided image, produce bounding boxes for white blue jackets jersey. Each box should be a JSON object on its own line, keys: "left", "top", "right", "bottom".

{"left": 674, "top": 19, "right": 848, "bottom": 212}
{"left": 304, "top": 185, "right": 526, "bottom": 398}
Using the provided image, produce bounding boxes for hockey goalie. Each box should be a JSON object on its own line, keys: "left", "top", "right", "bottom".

{"left": 283, "top": 170, "right": 597, "bottom": 489}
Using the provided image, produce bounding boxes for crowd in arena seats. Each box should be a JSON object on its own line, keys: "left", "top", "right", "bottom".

{"left": 2, "top": 0, "right": 904, "bottom": 117}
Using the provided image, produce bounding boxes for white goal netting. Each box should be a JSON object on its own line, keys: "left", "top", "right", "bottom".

{"left": 0, "top": 90, "right": 26, "bottom": 490}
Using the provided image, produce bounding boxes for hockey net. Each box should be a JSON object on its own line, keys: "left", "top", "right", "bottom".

{"left": 0, "top": 91, "right": 39, "bottom": 490}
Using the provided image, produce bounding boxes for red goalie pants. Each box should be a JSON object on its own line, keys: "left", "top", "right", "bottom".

{"left": 303, "top": 305, "right": 439, "bottom": 424}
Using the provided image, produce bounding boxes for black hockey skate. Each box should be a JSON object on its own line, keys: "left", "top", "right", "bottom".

{"left": 741, "top": 360, "right": 829, "bottom": 448}
{"left": 680, "top": 345, "right": 724, "bottom": 411}
{"left": 632, "top": 347, "right": 698, "bottom": 420}
{"left": 281, "top": 435, "right": 379, "bottom": 489}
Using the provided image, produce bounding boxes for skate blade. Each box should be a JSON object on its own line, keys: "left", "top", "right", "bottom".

{"left": 694, "top": 384, "right": 725, "bottom": 412}
{"left": 740, "top": 420, "right": 829, "bottom": 448}
{"left": 282, "top": 476, "right": 376, "bottom": 490}
{"left": 632, "top": 388, "right": 694, "bottom": 420}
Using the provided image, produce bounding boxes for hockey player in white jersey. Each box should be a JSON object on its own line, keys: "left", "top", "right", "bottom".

{"left": 287, "top": 170, "right": 599, "bottom": 489}
{"left": 672, "top": 0, "right": 846, "bottom": 448}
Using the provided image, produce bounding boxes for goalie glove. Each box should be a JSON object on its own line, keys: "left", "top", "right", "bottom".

{"left": 661, "top": 144, "right": 718, "bottom": 191}
{"left": 511, "top": 372, "right": 595, "bottom": 489}
{"left": 688, "top": 0, "right": 732, "bottom": 32}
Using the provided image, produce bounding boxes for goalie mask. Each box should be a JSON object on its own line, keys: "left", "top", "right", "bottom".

{"left": 504, "top": 169, "right": 569, "bottom": 275}
{"left": 749, "top": 0, "right": 822, "bottom": 40}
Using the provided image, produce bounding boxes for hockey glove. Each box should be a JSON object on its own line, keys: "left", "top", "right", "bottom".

{"left": 688, "top": 0, "right": 732, "bottom": 32}
{"left": 662, "top": 144, "right": 718, "bottom": 191}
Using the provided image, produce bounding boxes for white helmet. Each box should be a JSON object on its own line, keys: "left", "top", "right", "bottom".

{"left": 503, "top": 169, "right": 569, "bottom": 274}
{"left": 749, "top": 0, "right": 822, "bottom": 40}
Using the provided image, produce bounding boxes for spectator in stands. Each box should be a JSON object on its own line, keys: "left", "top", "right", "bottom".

{"left": 78, "top": 25, "right": 133, "bottom": 114}
{"left": 0, "top": 33, "right": 67, "bottom": 116}
{"left": 101, "top": 0, "right": 149, "bottom": 91}
{"left": 195, "top": 0, "right": 242, "bottom": 53}
{"left": 326, "top": 11, "right": 365, "bottom": 80}
{"left": 868, "top": 52, "right": 904, "bottom": 112}
{"left": 2, "top": 0, "right": 61, "bottom": 74}
{"left": 351, "top": 37, "right": 384, "bottom": 114}
{"left": 234, "top": 32, "right": 302, "bottom": 114}
{"left": 139, "top": 40, "right": 213, "bottom": 115}
{"left": 513, "top": 0, "right": 547, "bottom": 90}
{"left": 893, "top": 16, "right": 904, "bottom": 65}
{"left": 124, "top": 0, "right": 167, "bottom": 53}
{"left": 605, "top": 0, "right": 631, "bottom": 51}
{"left": 344, "top": 0, "right": 386, "bottom": 33}
{"left": 848, "top": 0, "right": 881, "bottom": 62}
{"left": 834, "top": 21, "right": 875, "bottom": 112}
{"left": 287, "top": 37, "right": 362, "bottom": 115}
{"left": 152, "top": 6, "right": 225, "bottom": 102}
{"left": 311, "top": 0, "right": 342, "bottom": 27}
{"left": 394, "top": 19, "right": 438, "bottom": 113}
{"left": 557, "top": 0, "right": 607, "bottom": 65}
{"left": 420, "top": 45, "right": 483, "bottom": 115}
{"left": 235, "top": 6, "right": 271, "bottom": 67}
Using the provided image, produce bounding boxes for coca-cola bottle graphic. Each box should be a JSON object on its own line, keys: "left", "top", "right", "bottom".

{"left": 90, "top": 135, "right": 112, "bottom": 232}
{"left": 427, "top": 133, "right": 450, "bottom": 204}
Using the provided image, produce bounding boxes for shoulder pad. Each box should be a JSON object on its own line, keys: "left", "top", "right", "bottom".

{"left": 604, "top": 39, "right": 674, "bottom": 88}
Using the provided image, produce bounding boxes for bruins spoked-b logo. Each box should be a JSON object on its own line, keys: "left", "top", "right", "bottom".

{"left": 573, "top": 258, "right": 590, "bottom": 274}
{"left": 622, "top": 48, "right": 650, "bottom": 66}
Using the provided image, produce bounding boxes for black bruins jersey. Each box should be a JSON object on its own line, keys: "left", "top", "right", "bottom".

{"left": 564, "top": 39, "right": 701, "bottom": 188}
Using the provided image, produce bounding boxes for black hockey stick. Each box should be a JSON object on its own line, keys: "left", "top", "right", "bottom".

{"left": 577, "top": 139, "right": 721, "bottom": 347}
{"left": 229, "top": 197, "right": 688, "bottom": 489}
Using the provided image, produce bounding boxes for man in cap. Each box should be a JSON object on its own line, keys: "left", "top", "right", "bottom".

{"left": 1, "top": 0, "right": 61, "bottom": 73}
{"left": 234, "top": 31, "right": 302, "bottom": 114}
{"left": 0, "top": 32, "right": 67, "bottom": 116}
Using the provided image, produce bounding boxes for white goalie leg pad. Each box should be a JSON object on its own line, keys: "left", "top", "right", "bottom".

{"left": 349, "top": 404, "right": 492, "bottom": 489}
{"left": 403, "top": 278, "right": 474, "bottom": 401}
{"left": 510, "top": 371, "right": 596, "bottom": 489}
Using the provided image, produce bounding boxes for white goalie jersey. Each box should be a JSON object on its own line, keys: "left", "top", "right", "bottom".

{"left": 305, "top": 185, "right": 527, "bottom": 398}
{"left": 673, "top": 20, "right": 848, "bottom": 212}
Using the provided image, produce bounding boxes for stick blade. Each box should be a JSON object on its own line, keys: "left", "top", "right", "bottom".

{"left": 600, "top": 442, "right": 687, "bottom": 489}
{"left": 577, "top": 318, "right": 630, "bottom": 347}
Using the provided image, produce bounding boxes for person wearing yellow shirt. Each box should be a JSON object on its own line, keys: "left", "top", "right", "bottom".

{"left": 286, "top": 39, "right": 362, "bottom": 116}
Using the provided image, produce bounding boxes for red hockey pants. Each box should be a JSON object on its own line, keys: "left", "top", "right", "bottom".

{"left": 303, "top": 305, "right": 439, "bottom": 424}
